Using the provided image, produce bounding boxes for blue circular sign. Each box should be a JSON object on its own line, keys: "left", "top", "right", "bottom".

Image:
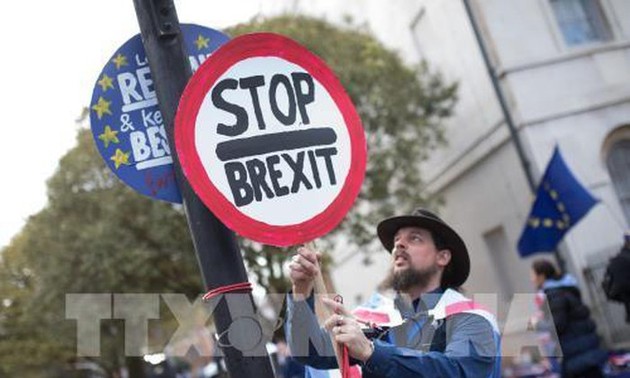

{"left": 90, "top": 24, "right": 229, "bottom": 203}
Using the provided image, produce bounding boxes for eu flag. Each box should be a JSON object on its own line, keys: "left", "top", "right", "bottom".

{"left": 517, "top": 146, "right": 598, "bottom": 257}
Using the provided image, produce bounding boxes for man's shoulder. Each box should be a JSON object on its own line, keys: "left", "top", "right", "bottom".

{"left": 447, "top": 310, "right": 496, "bottom": 331}
{"left": 442, "top": 305, "right": 500, "bottom": 359}
{"left": 430, "top": 289, "right": 500, "bottom": 333}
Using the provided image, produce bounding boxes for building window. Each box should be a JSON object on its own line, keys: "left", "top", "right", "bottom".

{"left": 550, "top": 0, "right": 612, "bottom": 46}
{"left": 483, "top": 227, "right": 514, "bottom": 301}
{"left": 606, "top": 139, "right": 630, "bottom": 224}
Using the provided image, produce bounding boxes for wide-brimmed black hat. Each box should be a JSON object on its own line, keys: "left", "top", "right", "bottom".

{"left": 377, "top": 208, "right": 470, "bottom": 288}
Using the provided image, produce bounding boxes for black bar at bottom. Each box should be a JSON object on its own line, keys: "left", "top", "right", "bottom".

{"left": 216, "top": 127, "right": 338, "bottom": 162}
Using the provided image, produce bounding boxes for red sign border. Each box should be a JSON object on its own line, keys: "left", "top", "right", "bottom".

{"left": 175, "top": 32, "right": 366, "bottom": 247}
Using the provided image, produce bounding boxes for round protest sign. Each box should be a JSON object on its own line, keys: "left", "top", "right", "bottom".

{"left": 175, "top": 33, "right": 366, "bottom": 246}
{"left": 89, "top": 24, "right": 229, "bottom": 203}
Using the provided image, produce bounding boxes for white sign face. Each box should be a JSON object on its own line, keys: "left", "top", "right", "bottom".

{"left": 176, "top": 33, "right": 366, "bottom": 246}
{"left": 194, "top": 57, "right": 352, "bottom": 226}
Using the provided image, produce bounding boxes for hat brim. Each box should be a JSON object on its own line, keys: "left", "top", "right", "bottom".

{"left": 377, "top": 215, "right": 470, "bottom": 288}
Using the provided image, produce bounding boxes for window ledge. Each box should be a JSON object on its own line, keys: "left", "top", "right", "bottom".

{"left": 497, "top": 39, "right": 630, "bottom": 78}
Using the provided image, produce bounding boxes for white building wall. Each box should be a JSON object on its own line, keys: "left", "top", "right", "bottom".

{"left": 476, "top": 0, "right": 563, "bottom": 67}
{"left": 258, "top": 1, "right": 630, "bottom": 324}
{"left": 426, "top": 0, "right": 630, "bottom": 323}
{"left": 504, "top": 47, "right": 630, "bottom": 126}
{"left": 438, "top": 142, "right": 534, "bottom": 296}
{"left": 412, "top": 0, "right": 503, "bottom": 187}
{"left": 349, "top": 4, "right": 627, "bottom": 332}
{"left": 609, "top": 0, "right": 630, "bottom": 39}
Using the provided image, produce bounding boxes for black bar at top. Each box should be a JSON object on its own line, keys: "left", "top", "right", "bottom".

{"left": 215, "top": 127, "right": 337, "bottom": 161}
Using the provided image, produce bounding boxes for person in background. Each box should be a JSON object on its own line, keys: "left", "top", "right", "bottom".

{"left": 602, "top": 231, "right": 630, "bottom": 323}
{"left": 530, "top": 258, "right": 608, "bottom": 378}
{"left": 276, "top": 339, "right": 306, "bottom": 378}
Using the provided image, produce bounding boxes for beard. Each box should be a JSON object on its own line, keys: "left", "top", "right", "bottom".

{"left": 390, "top": 264, "right": 440, "bottom": 292}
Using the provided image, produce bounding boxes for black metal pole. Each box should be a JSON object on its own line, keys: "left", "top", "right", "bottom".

{"left": 461, "top": 0, "right": 566, "bottom": 272}
{"left": 131, "top": 1, "right": 276, "bottom": 376}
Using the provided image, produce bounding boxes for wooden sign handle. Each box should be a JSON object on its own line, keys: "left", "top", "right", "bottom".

{"left": 305, "top": 241, "right": 345, "bottom": 372}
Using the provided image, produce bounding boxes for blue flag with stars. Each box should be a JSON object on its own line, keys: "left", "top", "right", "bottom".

{"left": 517, "top": 146, "right": 598, "bottom": 257}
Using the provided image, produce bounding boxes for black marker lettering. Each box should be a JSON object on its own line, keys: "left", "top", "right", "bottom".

{"left": 266, "top": 155, "right": 289, "bottom": 197}
{"left": 291, "top": 72, "right": 314, "bottom": 125}
{"left": 269, "top": 74, "right": 296, "bottom": 125}
{"left": 215, "top": 128, "right": 337, "bottom": 162}
{"left": 212, "top": 79, "right": 248, "bottom": 137}
{"left": 316, "top": 147, "right": 338, "bottom": 186}
{"left": 225, "top": 162, "right": 253, "bottom": 207}
{"left": 239, "top": 75, "right": 266, "bottom": 130}
{"left": 307, "top": 150, "right": 322, "bottom": 189}
{"left": 246, "top": 158, "right": 275, "bottom": 201}
{"left": 282, "top": 152, "right": 312, "bottom": 193}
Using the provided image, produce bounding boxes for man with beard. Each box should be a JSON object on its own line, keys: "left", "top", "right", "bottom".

{"left": 285, "top": 208, "right": 501, "bottom": 377}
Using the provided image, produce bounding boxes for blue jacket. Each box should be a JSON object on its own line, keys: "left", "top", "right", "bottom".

{"left": 286, "top": 288, "right": 501, "bottom": 378}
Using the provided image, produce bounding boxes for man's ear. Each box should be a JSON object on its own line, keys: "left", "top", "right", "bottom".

{"left": 437, "top": 249, "right": 452, "bottom": 268}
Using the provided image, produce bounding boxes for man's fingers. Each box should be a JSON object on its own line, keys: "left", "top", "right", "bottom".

{"left": 291, "top": 254, "right": 319, "bottom": 276}
{"left": 324, "top": 313, "right": 345, "bottom": 331}
{"left": 288, "top": 263, "right": 314, "bottom": 282}
{"left": 321, "top": 297, "right": 352, "bottom": 316}
{"left": 332, "top": 325, "right": 361, "bottom": 344}
{"left": 288, "top": 260, "right": 309, "bottom": 273}
{"left": 296, "top": 246, "right": 321, "bottom": 265}
{"left": 334, "top": 332, "right": 354, "bottom": 343}
{"left": 324, "top": 316, "right": 335, "bottom": 332}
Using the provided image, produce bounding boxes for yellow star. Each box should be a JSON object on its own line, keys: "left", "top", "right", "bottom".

{"left": 91, "top": 97, "right": 112, "bottom": 119}
{"left": 543, "top": 218, "right": 554, "bottom": 228}
{"left": 562, "top": 213, "right": 571, "bottom": 223}
{"left": 97, "top": 74, "right": 114, "bottom": 92}
{"left": 556, "top": 202, "right": 566, "bottom": 213}
{"left": 112, "top": 53, "right": 128, "bottom": 69}
{"left": 549, "top": 190, "right": 558, "bottom": 200}
{"left": 194, "top": 34, "right": 210, "bottom": 50}
{"left": 98, "top": 125, "right": 119, "bottom": 148}
{"left": 528, "top": 217, "right": 541, "bottom": 228}
{"left": 110, "top": 149, "right": 131, "bottom": 169}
